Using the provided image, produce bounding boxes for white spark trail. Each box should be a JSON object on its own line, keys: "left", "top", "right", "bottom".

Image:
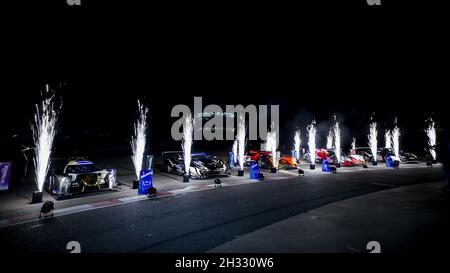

{"left": 265, "top": 123, "right": 278, "bottom": 168}
{"left": 333, "top": 120, "right": 341, "bottom": 163}
{"left": 384, "top": 130, "right": 392, "bottom": 149}
{"left": 130, "top": 100, "right": 148, "bottom": 180}
{"left": 392, "top": 124, "right": 400, "bottom": 160}
{"left": 237, "top": 114, "right": 246, "bottom": 170}
{"left": 294, "top": 129, "right": 301, "bottom": 161}
{"left": 326, "top": 128, "right": 333, "bottom": 149}
{"left": 307, "top": 120, "right": 317, "bottom": 164}
{"left": 368, "top": 121, "right": 378, "bottom": 163}
{"left": 32, "top": 85, "right": 59, "bottom": 192}
{"left": 232, "top": 139, "right": 238, "bottom": 166}
{"left": 426, "top": 119, "right": 436, "bottom": 160}
{"left": 182, "top": 114, "right": 194, "bottom": 175}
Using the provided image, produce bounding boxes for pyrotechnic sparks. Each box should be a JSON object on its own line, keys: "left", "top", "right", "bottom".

{"left": 351, "top": 137, "right": 356, "bottom": 150}
{"left": 392, "top": 122, "right": 400, "bottom": 160}
{"left": 307, "top": 120, "right": 317, "bottom": 164}
{"left": 368, "top": 120, "right": 378, "bottom": 163}
{"left": 32, "top": 85, "right": 60, "bottom": 192}
{"left": 333, "top": 118, "right": 341, "bottom": 163}
{"left": 326, "top": 128, "right": 333, "bottom": 150}
{"left": 294, "top": 129, "right": 301, "bottom": 161}
{"left": 265, "top": 123, "right": 278, "bottom": 168}
{"left": 384, "top": 130, "right": 392, "bottom": 149}
{"left": 425, "top": 119, "right": 436, "bottom": 160}
{"left": 232, "top": 139, "right": 238, "bottom": 166}
{"left": 182, "top": 114, "right": 194, "bottom": 176}
{"left": 131, "top": 100, "right": 148, "bottom": 180}
{"left": 237, "top": 114, "right": 246, "bottom": 170}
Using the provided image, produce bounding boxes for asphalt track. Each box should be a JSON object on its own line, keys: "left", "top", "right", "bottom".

{"left": 0, "top": 166, "right": 445, "bottom": 253}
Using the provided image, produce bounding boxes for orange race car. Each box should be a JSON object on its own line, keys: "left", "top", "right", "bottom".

{"left": 246, "top": 150, "right": 298, "bottom": 170}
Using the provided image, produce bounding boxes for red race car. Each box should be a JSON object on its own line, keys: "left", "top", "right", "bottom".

{"left": 246, "top": 150, "right": 298, "bottom": 169}
{"left": 341, "top": 154, "right": 366, "bottom": 167}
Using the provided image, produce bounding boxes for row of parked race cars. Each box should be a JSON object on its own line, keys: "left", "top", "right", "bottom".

{"left": 44, "top": 147, "right": 418, "bottom": 198}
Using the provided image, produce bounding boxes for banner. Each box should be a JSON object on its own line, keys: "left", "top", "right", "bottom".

{"left": 0, "top": 162, "right": 12, "bottom": 191}
{"left": 138, "top": 169, "right": 153, "bottom": 195}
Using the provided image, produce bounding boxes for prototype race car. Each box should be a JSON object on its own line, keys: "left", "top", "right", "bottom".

{"left": 162, "top": 151, "right": 228, "bottom": 179}
{"left": 245, "top": 150, "right": 270, "bottom": 166}
{"left": 398, "top": 151, "right": 418, "bottom": 163}
{"left": 246, "top": 150, "right": 298, "bottom": 169}
{"left": 303, "top": 148, "right": 338, "bottom": 164}
{"left": 341, "top": 154, "right": 366, "bottom": 167}
{"left": 46, "top": 158, "right": 117, "bottom": 197}
{"left": 351, "top": 147, "right": 417, "bottom": 164}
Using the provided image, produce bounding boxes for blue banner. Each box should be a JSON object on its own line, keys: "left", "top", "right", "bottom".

{"left": 385, "top": 154, "right": 396, "bottom": 167}
{"left": 322, "top": 160, "right": 331, "bottom": 172}
{"left": 228, "top": 151, "right": 235, "bottom": 167}
{"left": 0, "top": 162, "right": 12, "bottom": 191}
{"left": 138, "top": 169, "right": 153, "bottom": 195}
{"left": 250, "top": 161, "right": 259, "bottom": 179}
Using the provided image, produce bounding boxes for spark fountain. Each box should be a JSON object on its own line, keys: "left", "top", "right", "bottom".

{"left": 384, "top": 130, "right": 392, "bottom": 149}
{"left": 237, "top": 114, "right": 246, "bottom": 176}
{"left": 392, "top": 120, "right": 400, "bottom": 160}
{"left": 326, "top": 128, "right": 333, "bottom": 150}
{"left": 182, "top": 114, "right": 194, "bottom": 182}
{"left": 351, "top": 137, "right": 356, "bottom": 150}
{"left": 307, "top": 120, "right": 317, "bottom": 170}
{"left": 130, "top": 100, "right": 148, "bottom": 188}
{"left": 426, "top": 119, "right": 437, "bottom": 163}
{"left": 294, "top": 129, "right": 301, "bottom": 162}
{"left": 32, "top": 85, "right": 60, "bottom": 203}
{"left": 368, "top": 120, "right": 378, "bottom": 165}
{"left": 333, "top": 118, "right": 341, "bottom": 168}
{"left": 266, "top": 124, "right": 278, "bottom": 173}
{"left": 232, "top": 139, "right": 238, "bottom": 167}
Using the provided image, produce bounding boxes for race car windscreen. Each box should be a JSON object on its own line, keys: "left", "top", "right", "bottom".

{"left": 192, "top": 154, "right": 213, "bottom": 163}
{"left": 65, "top": 164, "right": 99, "bottom": 174}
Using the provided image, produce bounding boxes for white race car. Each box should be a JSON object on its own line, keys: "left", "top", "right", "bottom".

{"left": 46, "top": 158, "right": 117, "bottom": 197}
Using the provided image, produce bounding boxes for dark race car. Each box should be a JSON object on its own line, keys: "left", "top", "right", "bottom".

{"left": 162, "top": 151, "right": 228, "bottom": 179}
{"left": 351, "top": 147, "right": 417, "bottom": 164}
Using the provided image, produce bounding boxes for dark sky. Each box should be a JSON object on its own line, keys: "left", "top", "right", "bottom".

{"left": 1, "top": 2, "right": 447, "bottom": 159}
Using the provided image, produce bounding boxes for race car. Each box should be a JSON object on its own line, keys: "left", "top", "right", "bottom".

{"left": 244, "top": 150, "right": 271, "bottom": 166}
{"left": 341, "top": 154, "right": 366, "bottom": 167}
{"left": 350, "top": 147, "right": 384, "bottom": 163}
{"left": 303, "top": 148, "right": 338, "bottom": 164}
{"left": 398, "top": 151, "right": 418, "bottom": 163}
{"left": 247, "top": 150, "right": 298, "bottom": 170}
{"left": 161, "top": 151, "right": 228, "bottom": 179}
{"left": 351, "top": 147, "right": 417, "bottom": 164}
{"left": 46, "top": 158, "right": 117, "bottom": 197}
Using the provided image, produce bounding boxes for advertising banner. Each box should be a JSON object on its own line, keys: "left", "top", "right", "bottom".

{"left": 322, "top": 160, "right": 331, "bottom": 172}
{"left": 249, "top": 161, "right": 260, "bottom": 179}
{"left": 0, "top": 162, "right": 12, "bottom": 191}
{"left": 138, "top": 169, "right": 153, "bottom": 195}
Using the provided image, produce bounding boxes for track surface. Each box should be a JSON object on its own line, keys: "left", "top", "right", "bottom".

{"left": 0, "top": 167, "right": 445, "bottom": 253}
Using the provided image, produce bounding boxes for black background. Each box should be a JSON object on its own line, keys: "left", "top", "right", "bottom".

{"left": 1, "top": 0, "right": 448, "bottom": 271}
{"left": 1, "top": 1, "right": 447, "bottom": 159}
